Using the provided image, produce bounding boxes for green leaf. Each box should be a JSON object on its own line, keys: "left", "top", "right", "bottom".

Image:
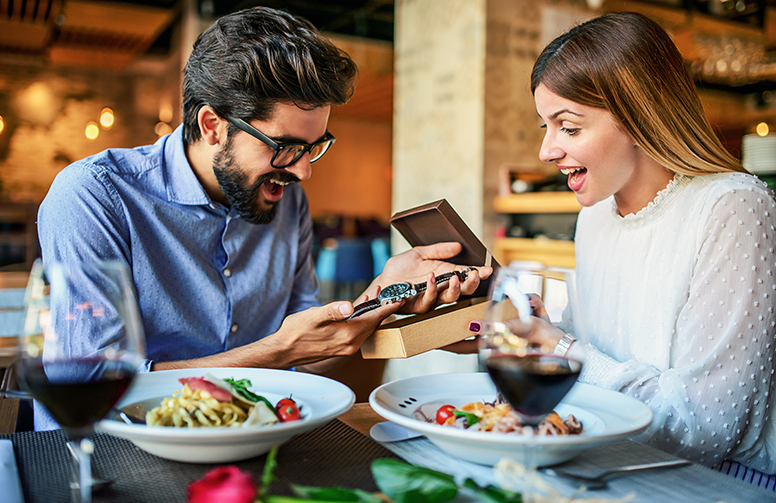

{"left": 225, "top": 378, "right": 260, "bottom": 402}
{"left": 260, "top": 446, "right": 279, "bottom": 499}
{"left": 290, "top": 485, "right": 382, "bottom": 503}
{"left": 452, "top": 410, "right": 479, "bottom": 427}
{"left": 225, "top": 377, "right": 275, "bottom": 410}
{"left": 462, "top": 479, "right": 522, "bottom": 503}
{"left": 371, "top": 459, "right": 457, "bottom": 503}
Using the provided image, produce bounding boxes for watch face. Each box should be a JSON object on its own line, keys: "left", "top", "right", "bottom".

{"left": 379, "top": 282, "right": 414, "bottom": 301}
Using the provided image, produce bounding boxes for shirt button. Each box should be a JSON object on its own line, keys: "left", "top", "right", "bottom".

{"left": 209, "top": 203, "right": 215, "bottom": 210}
{"left": 223, "top": 268, "right": 232, "bottom": 277}
{"left": 230, "top": 324, "right": 238, "bottom": 333}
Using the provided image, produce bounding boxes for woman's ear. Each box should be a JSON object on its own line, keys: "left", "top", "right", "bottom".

{"left": 197, "top": 105, "right": 226, "bottom": 147}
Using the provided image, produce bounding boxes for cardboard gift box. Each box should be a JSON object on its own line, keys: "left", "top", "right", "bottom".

{"left": 360, "top": 199, "right": 499, "bottom": 359}
{"left": 360, "top": 297, "right": 488, "bottom": 358}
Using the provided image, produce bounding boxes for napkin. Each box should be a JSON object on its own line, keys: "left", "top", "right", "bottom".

{"left": 0, "top": 440, "right": 24, "bottom": 503}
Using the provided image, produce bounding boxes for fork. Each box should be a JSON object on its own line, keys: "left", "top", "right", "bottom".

{"left": 542, "top": 459, "right": 692, "bottom": 490}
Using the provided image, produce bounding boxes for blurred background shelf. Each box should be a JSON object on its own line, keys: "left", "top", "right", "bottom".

{"left": 494, "top": 192, "right": 582, "bottom": 214}
{"left": 494, "top": 237, "right": 576, "bottom": 269}
{"left": 494, "top": 192, "right": 580, "bottom": 269}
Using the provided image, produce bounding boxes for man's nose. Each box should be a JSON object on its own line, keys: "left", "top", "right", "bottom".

{"left": 285, "top": 153, "right": 313, "bottom": 181}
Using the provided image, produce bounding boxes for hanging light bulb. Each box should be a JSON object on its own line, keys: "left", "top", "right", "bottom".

{"left": 100, "top": 107, "right": 115, "bottom": 129}
{"left": 154, "top": 122, "right": 173, "bottom": 136}
{"left": 159, "top": 102, "right": 173, "bottom": 123}
{"left": 0, "top": 115, "right": 4, "bottom": 135}
{"left": 756, "top": 122, "right": 770, "bottom": 136}
{"left": 85, "top": 121, "right": 100, "bottom": 140}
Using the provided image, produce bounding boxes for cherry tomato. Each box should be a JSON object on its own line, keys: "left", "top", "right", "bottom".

{"left": 435, "top": 404, "right": 456, "bottom": 425}
{"left": 275, "top": 397, "right": 301, "bottom": 422}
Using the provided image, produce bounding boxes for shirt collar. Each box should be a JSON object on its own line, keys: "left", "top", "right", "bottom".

{"left": 164, "top": 125, "right": 213, "bottom": 206}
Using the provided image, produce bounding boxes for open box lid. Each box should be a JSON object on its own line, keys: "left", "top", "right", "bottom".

{"left": 390, "top": 199, "right": 499, "bottom": 297}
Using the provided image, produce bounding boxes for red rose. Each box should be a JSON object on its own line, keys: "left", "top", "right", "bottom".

{"left": 188, "top": 466, "right": 257, "bottom": 503}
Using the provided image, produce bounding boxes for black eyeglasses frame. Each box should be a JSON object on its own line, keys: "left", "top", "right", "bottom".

{"left": 227, "top": 116, "right": 336, "bottom": 169}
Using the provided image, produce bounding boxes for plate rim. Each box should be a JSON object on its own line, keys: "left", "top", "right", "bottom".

{"left": 368, "top": 372, "right": 652, "bottom": 446}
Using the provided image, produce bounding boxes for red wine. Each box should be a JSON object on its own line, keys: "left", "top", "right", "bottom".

{"left": 18, "top": 358, "right": 136, "bottom": 430}
{"left": 486, "top": 354, "right": 581, "bottom": 425}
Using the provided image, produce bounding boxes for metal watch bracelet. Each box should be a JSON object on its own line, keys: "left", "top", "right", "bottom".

{"left": 554, "top": 332, "right": 576, "bottom": 356}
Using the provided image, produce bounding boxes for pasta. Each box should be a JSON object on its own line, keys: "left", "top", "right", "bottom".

{"left": 144, "top": 374, "right": 302, "bottom": 428}
{"left": 416, "top": 400, "right": 583, "bottom": 436}
{"left": 146, "top": 384, "right": 251, "bottom": 427}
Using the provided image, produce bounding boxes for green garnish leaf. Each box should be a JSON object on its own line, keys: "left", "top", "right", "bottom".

{"left": 463, "top": 479, "right": 522, "bottom": 503}
{"left": 224, "top": 378, "right": 260, "bottom": 402}
{"left": 260, "top": 445, "right": 279, "bottom": 498}
{"left": 452, "top": 410, "right": 480, "bottom": 427}
{"left": 225, "top": 377, "right": 275, "bottom": 411}
{"left": 371, "top": 459, "right": 457, "bottom": 503}
{"left": 290, "top": 485, "right": 382, "bottom": 503}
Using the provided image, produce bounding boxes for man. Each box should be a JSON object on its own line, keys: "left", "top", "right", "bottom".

{"left": 37, "top": 7, "right": 490, "bottom": 430}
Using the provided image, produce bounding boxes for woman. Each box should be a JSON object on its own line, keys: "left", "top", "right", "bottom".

{"left": 524, "top": 12, "right": 776, "bottom": 482}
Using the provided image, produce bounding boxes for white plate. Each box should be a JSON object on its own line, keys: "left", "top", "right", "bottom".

{"left": 98, "top": 368, "right": 354, "bottom": 463}
{"left": 369, "top": 372, "right": 652, "bottom": 467}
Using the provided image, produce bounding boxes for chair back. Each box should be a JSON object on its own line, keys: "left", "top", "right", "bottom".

{"left": 370, "top": 237, "right": 390, "bottom": 279}
{"left": 333, "top": 238, "right": 374, "bottom": 283}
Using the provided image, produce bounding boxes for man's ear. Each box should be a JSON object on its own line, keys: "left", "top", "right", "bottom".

{"left": 197, "top": 105, "right": 227, "bottom": 147}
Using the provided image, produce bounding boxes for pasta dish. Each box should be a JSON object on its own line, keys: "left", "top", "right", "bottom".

{"left": 146, "top": 374, "right": 302, "bottom": 428}
{"left": 415, "top": 399, "right": 582, "bottom": 436}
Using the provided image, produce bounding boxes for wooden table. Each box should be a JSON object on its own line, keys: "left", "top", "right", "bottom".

{"left": 337, "top": 402, "right": 382, "bottom": 436}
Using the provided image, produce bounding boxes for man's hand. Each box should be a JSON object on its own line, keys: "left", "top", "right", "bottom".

{"left": 152, "top": 292, "right": 403, "bottom": 373}
{"left": 274, "top": 294, "right": 403, "bottom": 368}
{"left": 370, "top": 242, "right": 493, "bottom": 314}
{"left": 152, "top": 243, "right": 492, "bottom": 373}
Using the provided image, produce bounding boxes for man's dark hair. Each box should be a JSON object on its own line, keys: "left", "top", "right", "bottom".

{"left": 182, "top": 7, "right": 358, "bottom": 144}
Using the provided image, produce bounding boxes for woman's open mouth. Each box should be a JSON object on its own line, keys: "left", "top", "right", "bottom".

{"left": 560, "top": 167, "right": 587, "bottom": 192}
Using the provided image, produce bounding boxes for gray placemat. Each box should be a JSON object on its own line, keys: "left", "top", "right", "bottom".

{"left": 2, "top": 419, "right": 400, "bottom": 503}
{"left": 381, "top": 436, "right": 776, "bottom": 503}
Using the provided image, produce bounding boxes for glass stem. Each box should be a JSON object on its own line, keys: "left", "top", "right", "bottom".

{"left": 69, "top": 437, "right": 93, "bottom": 503}
{"left": 524, "top": 424, "right": 537, "bottom": 503}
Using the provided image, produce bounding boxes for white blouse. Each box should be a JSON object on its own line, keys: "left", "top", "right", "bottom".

{"left": 574, "top": 172, "right": 776, "bottom": 473}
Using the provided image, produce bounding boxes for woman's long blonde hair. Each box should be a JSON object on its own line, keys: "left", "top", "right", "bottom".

{"left": 531, "top": 12, "right": 746, "bottom": 176}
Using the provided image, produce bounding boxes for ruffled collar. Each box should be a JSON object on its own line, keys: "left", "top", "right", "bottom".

{"left": 610, "top": 174, "right": 693, "bottom": 226}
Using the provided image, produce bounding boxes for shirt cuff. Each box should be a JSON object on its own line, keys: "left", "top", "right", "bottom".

{"left": 139, "top": 359, "right": 153, "bottom": 373}
{"left": 577, "top": 343, "right": 620, "bottom": 389}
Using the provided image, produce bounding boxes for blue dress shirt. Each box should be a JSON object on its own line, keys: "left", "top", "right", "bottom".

{"left": 36, "top": 125, "right": 320, "bottom": 429}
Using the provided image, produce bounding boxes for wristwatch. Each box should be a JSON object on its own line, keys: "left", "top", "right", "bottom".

{"left": 554, "top": 333, "right": 577, "bottom": 356}
{"left": 347, "top": 267, "right": 476, "bottom": 319}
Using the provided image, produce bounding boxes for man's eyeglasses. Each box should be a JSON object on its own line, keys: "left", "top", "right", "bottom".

{"left": 227, "top": 117, "right": 336, "bottom": 169}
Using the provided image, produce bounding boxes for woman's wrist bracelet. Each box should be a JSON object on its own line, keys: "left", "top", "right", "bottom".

{"left": 554, "top": 333, "right": 576, "bottom": 356}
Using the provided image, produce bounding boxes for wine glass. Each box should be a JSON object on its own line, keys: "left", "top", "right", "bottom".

{"left": 15, "top": 259, "right": 146, "bottom": 503}
{"left": 479, "top": 263, "right": 584, "bottom": 502}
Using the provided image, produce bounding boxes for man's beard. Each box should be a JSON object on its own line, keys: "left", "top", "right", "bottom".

{"left": 212, "top": 137, "right": 300, "bottom": 225}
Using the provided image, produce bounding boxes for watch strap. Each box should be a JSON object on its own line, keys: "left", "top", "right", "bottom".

{"left": 348, "top": 267, "right": 477, "bottom": 320}
{"left": 414, "top": 267, "right": 475, "bottom": 294}
{"left": 348, "top": 298, "right": 381, "bottom": 319}
{"left": 554, "top": 333, "right": 577, "bottom": 356}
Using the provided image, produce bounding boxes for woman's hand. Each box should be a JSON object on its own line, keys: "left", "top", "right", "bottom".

{"left": 526, "top": 294, "right": 550, "bottom": 322}
{"left": 466, "top": 306, "right": 564, "bottom": 353}
{"left": 503, "top": 315, "right": 564, "bottom": 350}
